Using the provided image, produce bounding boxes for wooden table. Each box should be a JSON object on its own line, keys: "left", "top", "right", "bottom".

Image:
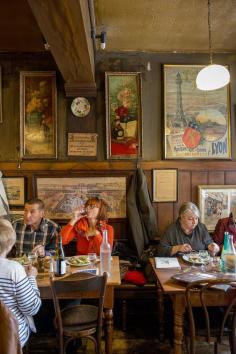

{"left": 150, "top": 258, "right": 234, "bottom": 354}
{"left": 37, "top": 256, "right": 121, "bottom": 354}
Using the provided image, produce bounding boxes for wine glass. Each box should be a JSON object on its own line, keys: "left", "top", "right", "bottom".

{"left": 88, "top": 253, "right": 97, "bottom": 268}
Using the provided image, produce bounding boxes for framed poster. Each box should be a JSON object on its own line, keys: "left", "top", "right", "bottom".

{"left": 35, "top": 176, "right": 126, "bottom": 219}
{"left": 153, "top": 169, "right": 178, "bottom": 202}
{"left": 20, "top": 71, "right": 57, "bottom": 159}
{"left": 164, "top": 64, "right": 231, "bottom": 159}
{"left": 2, "top": 177, "right": 25, "bottom": 206}
{"left": 198, "top": 185, "right": 236, "bottom": 231}
{"left": 105, "top": 72, "right": 142, "bottom": 159}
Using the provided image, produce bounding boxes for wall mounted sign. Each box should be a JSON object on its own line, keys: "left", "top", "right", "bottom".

{"left": 67, "top": 133, "right": 97, "bottom": 156}
{"left": 164, "top": 64, "right": 231, "bottom": 159}
{"left": 153, "top": 169, "right": 178, "bottom": 202}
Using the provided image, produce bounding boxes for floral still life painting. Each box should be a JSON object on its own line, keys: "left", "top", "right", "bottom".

{"left": 105, "top": 72, "right": 142, "bottom": 159}
{"left": 164, "top": 65, "right": 231, "bottom": 159}
{"left": 20, "top": 71, "right": 57, "bottom": 158}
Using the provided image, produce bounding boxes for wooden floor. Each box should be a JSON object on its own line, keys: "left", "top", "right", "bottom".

{"left": 27, "top": 298, "right": 231, "bottom": 354}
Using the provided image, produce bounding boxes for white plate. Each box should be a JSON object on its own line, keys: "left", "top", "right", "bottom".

{"left": 182, "top": 254, "right": 208, "bottom": 265}
{"left": 66, "top": 255, "right": 90, "bottom": 267}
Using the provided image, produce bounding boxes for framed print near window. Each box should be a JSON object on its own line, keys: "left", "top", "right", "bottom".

{"left": 153, "top": 169, "right": 178, "bottom": 202}
{"left": 198, "top": 185, "right": 236, "bottom": 231}
{"left": 105, "top": 72, "right": 142, "bottom": 159}
{"left": 2, "top": 177, "right": 25, "bottom": 206}
{"left": 35, "top": 176, "right": 126, "bottom": 220}
{"left": 20, "top": 71, "right": 57, "bottom": 159}
{"left": 164, "top": 64, "right": 231, "bottom": 159}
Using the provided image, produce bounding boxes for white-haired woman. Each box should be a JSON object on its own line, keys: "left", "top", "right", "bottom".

{"left": 158, "top": 202, "right": 219, "bottom": 257}
{"left": 0, "top": 219, "right": 41, "bottom": 348}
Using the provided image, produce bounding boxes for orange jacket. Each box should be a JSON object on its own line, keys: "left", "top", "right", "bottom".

{"left": 61, "top": 218, "right": 114, "bottom": 255}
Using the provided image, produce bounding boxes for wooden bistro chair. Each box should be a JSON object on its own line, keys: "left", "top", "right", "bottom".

{"left": 185, "top": 278, "right": 236, "bottom": 354}
{"left": 50, "top": 272, "right": 108, "bottom": 354}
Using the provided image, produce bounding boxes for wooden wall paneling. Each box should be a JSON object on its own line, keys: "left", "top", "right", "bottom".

{"left": 157, "top": 203, "right": 174, "bottom": 237}
{"left": 208, "top": 171, "right": 225, "bottom": 185}
{"left": 174, "top": 170, "right": 191, "bottom": 219}
{"left": 191, "top": 171, "right": 208, "bottom": 205}
{"left": 225, "top": 170, "right": 236, "bottom": 185}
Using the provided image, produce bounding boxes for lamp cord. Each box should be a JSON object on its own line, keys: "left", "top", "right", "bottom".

{"left": 208, "top": 0, "right": 213, "bottom": 64}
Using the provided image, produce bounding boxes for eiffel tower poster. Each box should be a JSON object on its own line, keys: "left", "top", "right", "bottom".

{"left": 164, "top": 65, "right": 231, "bottom": 159}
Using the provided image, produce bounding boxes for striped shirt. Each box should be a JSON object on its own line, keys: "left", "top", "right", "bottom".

{"left": 0, "top": 257, "right": 41, "bottom": 347}
{"left": 13, "top": 218, "right": 61, "bottom": 256}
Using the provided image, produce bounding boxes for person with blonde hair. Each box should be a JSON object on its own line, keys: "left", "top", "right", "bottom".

{"left": 62, "top": 197, "right": 114, "bottom": 255}
{"left": 158, "top": 202, "right": 219, "bottom": 257}
{"left": 0, "top": 218, "right": 41, "bottom": 348}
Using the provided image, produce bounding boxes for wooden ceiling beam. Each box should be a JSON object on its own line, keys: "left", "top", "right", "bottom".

{"left": 27, "top": 0, "right": 96, "bottom": 97}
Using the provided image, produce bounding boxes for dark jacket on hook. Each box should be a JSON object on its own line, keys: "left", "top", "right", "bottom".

{"left": 127, "top": 168, "right": 158, "bottom": 258}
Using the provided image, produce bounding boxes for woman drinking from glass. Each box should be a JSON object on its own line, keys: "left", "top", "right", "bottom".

{"left": 61, "top": 197, "right": 114, "bottom": 255}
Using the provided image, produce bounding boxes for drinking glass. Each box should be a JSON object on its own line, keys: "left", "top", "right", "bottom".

{"left": 28, "top": 251, "right": 37, "bottom": 266}
{"left": 88, "top": 253, "right": 97, "bottom": 268}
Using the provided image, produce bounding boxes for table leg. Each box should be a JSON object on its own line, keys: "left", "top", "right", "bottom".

{"left": 104, "top": 308, "right": 113, "bottom": 354}
{"left": 172, "top": 294, "right": 186, "bottom": 354}
{"left": 156, "top": 281, "right": 165, "bottom": 341}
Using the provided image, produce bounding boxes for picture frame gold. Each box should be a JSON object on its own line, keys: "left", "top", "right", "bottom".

{"left": 164, "top": 64, "right": 231, "bottom": 159}
{"left": 105, "top": 72, "right": 142, "bottom": 159}
{"left": 153, "top": 169, "right": 178, "bottom": 202}
{"left": 20, "top": 71, "right": 57, "bottom": 159}
{"left": 198, "top": 185, "right": 236, "bottom": 231}
{"left": 0, "top": 66, "right": 2, "bottom": 123}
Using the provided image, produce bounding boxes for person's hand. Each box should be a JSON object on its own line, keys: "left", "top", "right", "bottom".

{"left": 208, "top": 242, "right": 220, "bottom": 256}
{"left": 25, "top": 264, "right": 38, "bottom": 277}
{"left": 70, "top": 207, "right": 86, "bottom": 225}
{"left": 32, "top": 244, "right": 45, "bottom": 257}
{"left": 171, "top": 243, "right": 192, "bottom": 255}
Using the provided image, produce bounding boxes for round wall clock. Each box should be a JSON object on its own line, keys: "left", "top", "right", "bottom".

{"left": 70, "top": 97, "right": 91, "bottom": 117}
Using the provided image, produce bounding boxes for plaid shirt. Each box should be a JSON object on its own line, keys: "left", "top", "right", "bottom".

{"left": 13, "top": 217, "right": 61, "bottom": 256}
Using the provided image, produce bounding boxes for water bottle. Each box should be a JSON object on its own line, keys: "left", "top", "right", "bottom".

{"left": 100, "top": 229, "right": 111, "bottom": 276}
{"left": 54, "top": 234, "right": 66, "bottom": 277}
{"left": 224, "top": 234, "right": 236, "bottom": 273}
{"left": 221, "top": 232, "right": 236, "bottom": 272}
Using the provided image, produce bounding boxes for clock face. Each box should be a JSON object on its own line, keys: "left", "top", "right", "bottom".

{"left": 71, "top": 97, "right": 91, "bottom": 117}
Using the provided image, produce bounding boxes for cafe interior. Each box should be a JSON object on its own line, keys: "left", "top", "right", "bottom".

{"left": 1, "top": 0, "right": 236, "bottom": 353}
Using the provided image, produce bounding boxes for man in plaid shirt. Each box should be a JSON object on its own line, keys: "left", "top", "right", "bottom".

{"left": 13, "top": 198, "right": 61, "bottom": 256}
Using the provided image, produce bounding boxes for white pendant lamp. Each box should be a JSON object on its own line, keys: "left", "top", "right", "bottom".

{"left": 196, "top": 0, "right": 230, "bottom": 91}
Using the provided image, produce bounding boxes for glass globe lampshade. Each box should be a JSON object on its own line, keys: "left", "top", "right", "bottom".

{"left": 196, "top": 64, "right": 230, "bottom": 91}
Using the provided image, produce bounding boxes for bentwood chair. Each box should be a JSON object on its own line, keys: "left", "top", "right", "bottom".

{"left": 50, "top": 272, "right": 108, "bottom": 354}
{"left": 185, "top": 278, "right": 236, "bottom": 354}
{"left": 0, "top": 299, "right": 22, "bottom": 354}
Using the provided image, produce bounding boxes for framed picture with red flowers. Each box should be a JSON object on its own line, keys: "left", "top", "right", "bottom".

{"left": 105, "top": 72, "right": 142, "bottom": 159}
{"left": 163, "top": 64, "right": 231, "bottom": 159}
{"left": 20, "top": 71, "right": 57, "bottom": 159}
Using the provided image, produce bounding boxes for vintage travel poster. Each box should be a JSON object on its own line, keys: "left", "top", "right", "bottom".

{"left": 36, "top": 177, "right": 126, "bottom": 219}
{"left": 164, "top": 65, "right": 231, "bottom": 159}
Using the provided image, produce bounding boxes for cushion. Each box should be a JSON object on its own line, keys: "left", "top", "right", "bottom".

{"left": 123, "top": 270, "right": 147, "bottom": 286}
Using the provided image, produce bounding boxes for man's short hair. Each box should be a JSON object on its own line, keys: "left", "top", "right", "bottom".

{"left": 25, "top": 198, "right": 45, "bottom": 210}
{"left": 0, "top": 218, "right": 16, "bottom": 254}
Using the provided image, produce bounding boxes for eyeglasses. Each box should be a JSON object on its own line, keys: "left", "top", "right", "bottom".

{"left": 86, "top": 204, "right": 99, "bottom": 209}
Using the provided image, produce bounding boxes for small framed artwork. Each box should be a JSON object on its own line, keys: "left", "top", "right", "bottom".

{"left": 2, "top": 177, "right": 25, "bottom": 206}
{"left": 0, "top": 66, "right": 2, "bottom": 123}
{"left": 153, "top": 169, "right": 178, "bottom": 202}
{"left": 164, "top": 64, "right": 231, "bottom": 159}
{"left": 20, "top": 71, "right": 57, "bottom": 159}
{"left": 198, "top": 185, "right": 236, "bottom": 231}
{"left": 105, "top": 72, "right": 142, "bottom": 159}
